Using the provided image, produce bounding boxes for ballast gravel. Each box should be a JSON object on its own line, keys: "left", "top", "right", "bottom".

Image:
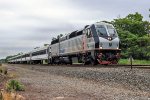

{"left": 5, "top": 64, "right": 150, "bottom": 100}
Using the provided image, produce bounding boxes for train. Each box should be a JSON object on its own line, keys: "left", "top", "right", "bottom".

{"left": 8, "top": 22, "right": 121, "bottom": 65}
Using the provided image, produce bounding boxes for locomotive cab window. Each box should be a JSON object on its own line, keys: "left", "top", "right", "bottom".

{"left": 96, "top": 25, "right": 108, "bottom": 37}
{"left": 107, "top": 25, "right": 118, "bottom": 37}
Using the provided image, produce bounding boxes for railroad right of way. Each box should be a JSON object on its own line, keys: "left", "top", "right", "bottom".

{"left": 11, "top": 64, "right": 150, "bottom": 92}
{"left": 6, "top": 64, "right": 150, "bottom": 100}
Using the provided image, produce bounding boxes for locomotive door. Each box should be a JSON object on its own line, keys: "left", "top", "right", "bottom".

{"left": 83, "top": 28, "right": 95, "bottom": 52}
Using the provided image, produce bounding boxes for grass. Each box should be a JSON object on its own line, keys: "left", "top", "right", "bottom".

{"left": 6, "top": 80, "right": 25, "bottom": 92}
{"left": 0, "top": 65, "right": 25, "bottom": 100}
{"left": 1, "top": 89, "right": 25, "bottom": 100}
{"left": 119, "top": 59, "right": 150, "bottom": 65}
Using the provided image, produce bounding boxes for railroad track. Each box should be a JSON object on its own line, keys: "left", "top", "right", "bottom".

{"left": 7, "top": 63, "right": 150, "bottom": 69}
{"left": 31, "top": 63, "right": 150, "bottom": 69}
{"left": 104, "top": 64, "right": 150, "bottom": 69}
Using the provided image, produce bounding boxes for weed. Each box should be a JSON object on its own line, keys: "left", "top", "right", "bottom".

{"left": 0, "top": 90, "right": 25, "bottom": 100}
{"left": 6, "top": 80, "right": 25, "bottom": 92}
{"left": 8, "top": 73, "right": 17, "bottom": 78}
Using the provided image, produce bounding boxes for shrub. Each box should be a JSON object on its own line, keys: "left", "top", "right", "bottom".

{"left": 6, "top": 80, "right": 25, "bottom": 92}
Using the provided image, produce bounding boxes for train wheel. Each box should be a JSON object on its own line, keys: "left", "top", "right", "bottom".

{"left": 82, "top": 61, "right": 87, "bottom": 66}
{"left": 70, "top": 62, "right": 72, "bottom": 65}
{"left": 90, "top": 58, "right": 97, "bottom": 66}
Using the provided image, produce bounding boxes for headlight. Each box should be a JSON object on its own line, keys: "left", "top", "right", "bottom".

{"left": 108, "top": 37, "right": 112, "bottom": 41}
{"left": 100, "top": 47, "right": 103, "bottom": 49}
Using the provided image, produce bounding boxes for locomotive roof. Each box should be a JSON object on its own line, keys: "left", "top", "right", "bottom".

{"left": 51, "top": 22, "right": 113, "bottom": 45}
{"left": 51, "top": 29, "right": 83, "bottom": 44}
{"left": 94, "top": 22, "right": 113, "bottom": 26}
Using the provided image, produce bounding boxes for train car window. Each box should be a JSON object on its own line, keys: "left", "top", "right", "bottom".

{"left": 17, "top": 56, "right": 21, "bottom": 59}
{"left": 26, "top": 54, "right": 30, "bottom": 57}
{"left": 86, "top": 29, "right": 92, "bottom": 38}
{"left": 32, "top": 50, "right": 46, "bottom": 56}
{"left": 96, "top": 25, "right": 108, "bottom": 37}
{"left": 22, "top": 55, "right": 25, "bottom": 58}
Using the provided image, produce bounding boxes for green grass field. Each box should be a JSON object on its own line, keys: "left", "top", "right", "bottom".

{"left": 119, "top": 59, "right": 150, "bottom": 65}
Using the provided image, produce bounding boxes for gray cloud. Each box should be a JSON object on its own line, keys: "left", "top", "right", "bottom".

{"left": 0, "top": 0, "right": 149, "bottom": 59}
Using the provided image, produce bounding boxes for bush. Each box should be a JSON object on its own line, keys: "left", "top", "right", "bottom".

{"left": 6, "top": 80, "right": 25, "bottom": 92}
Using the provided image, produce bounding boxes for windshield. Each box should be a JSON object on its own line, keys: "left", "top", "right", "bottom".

{"left": 96, "top": 25, "right": 108, "bottom": 37}
{"left": 107, "top": 25, "right": 117, "bottom": 37}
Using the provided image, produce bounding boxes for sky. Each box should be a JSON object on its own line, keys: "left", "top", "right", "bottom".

{"left": 0, "top": 0, "right": 149, "bottom": 59}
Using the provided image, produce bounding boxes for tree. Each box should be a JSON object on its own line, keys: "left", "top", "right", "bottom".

{"left": 113, "top": 12, "right": 150, "bottom": 36}
{"left": 112, "top": 12, "right": 150, "bottom": 60}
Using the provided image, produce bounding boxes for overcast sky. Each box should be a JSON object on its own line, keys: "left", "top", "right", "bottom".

{"left": 0, "top": 0, "right": 149, "bottom": 59}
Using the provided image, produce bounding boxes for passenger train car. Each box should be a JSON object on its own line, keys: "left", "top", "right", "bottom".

{"left": 8, "top": 22, "right": 121, "bottom": 65}
{"left": 8, "top": 46, "right": 49, "bottom": 64}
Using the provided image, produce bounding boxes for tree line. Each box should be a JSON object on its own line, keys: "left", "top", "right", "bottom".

{"left": 112, "top": 12, "right": 150, "bottom": 60}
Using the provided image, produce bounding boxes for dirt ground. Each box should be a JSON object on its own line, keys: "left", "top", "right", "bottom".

{"left": 4, "top": 64, "right": 150, "bottom": 100}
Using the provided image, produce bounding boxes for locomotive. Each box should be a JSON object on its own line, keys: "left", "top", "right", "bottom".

{"left": 50, "top": 22, "right": 121, "bottom": 65}
{"left": 8, "top": 22, "right": 121, "bottom": 65}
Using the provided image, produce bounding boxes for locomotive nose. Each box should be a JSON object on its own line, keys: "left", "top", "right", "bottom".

{"left": 99, "top": 37, "right": 119, "bottom": 49}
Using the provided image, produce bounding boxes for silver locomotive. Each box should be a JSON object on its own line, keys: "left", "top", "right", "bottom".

{"left": 50, "top": 22, "right": 121, "bottom": 65}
